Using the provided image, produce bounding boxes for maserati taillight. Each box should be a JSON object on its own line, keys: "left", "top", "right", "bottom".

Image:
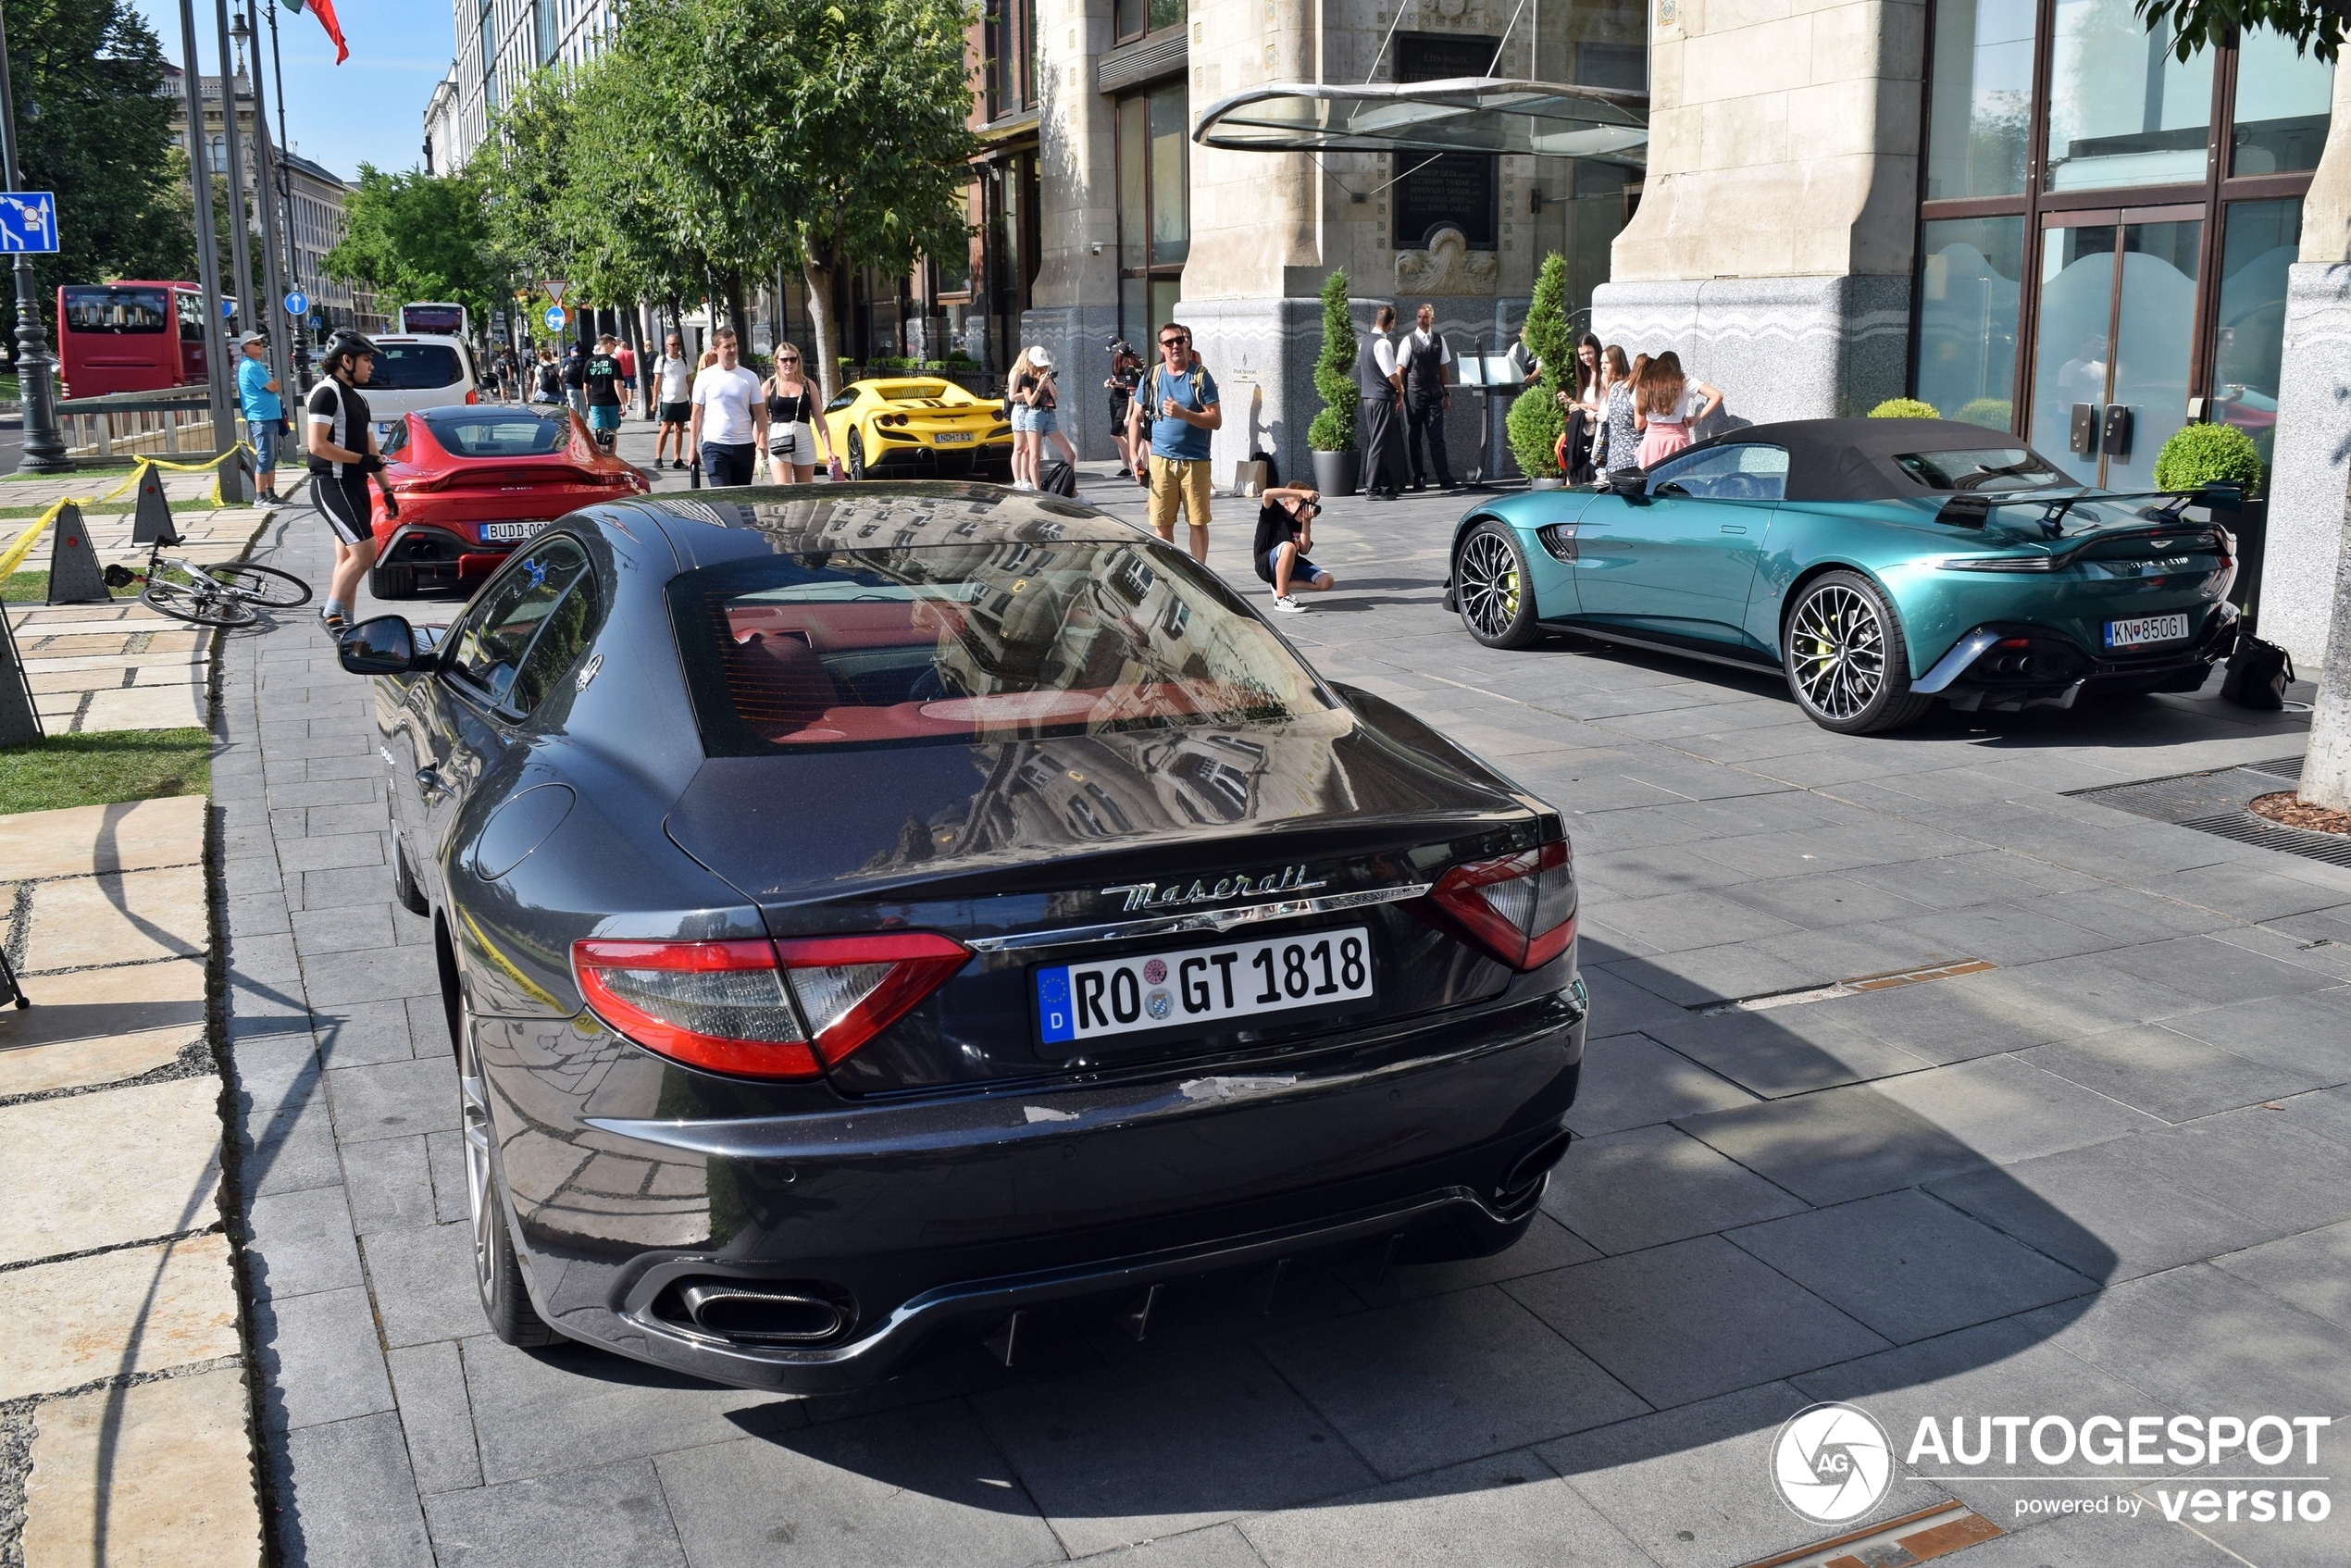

{"left": 572, "top": 933, "right": 969, "bottom": 1080}
{"left": 1427, "top": 841, "right": 1576, "bottom": 970}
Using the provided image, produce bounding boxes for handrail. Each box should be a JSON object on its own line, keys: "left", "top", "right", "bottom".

{"left": 58, "top": 388, "right": 211, "bottom": 414}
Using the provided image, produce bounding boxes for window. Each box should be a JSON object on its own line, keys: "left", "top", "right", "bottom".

{"left": 1648, "top": 443, "right": 1790, "bottom": 501}
{"left": 2233, "top": 29, "right": 2333, "bottom": 176}
{"left": 61, "top": 287, "right": 168, "bottom": 335}
{"left": 1114, "top": 0, "right": 1183, "bottom": 44}
{"left": 423, "top": 410, "right": 569, "bottom": 456}
{"left": 1891, "top": 445, "right": 2066, "bottom": 491}
{"left": 669, "top": 542, "right": 1332, "bottom": 754}
{"left": 1922, "top": 0, "right": 2033, "bottom": 199}
{"left": 1914, "top": 217, "right": 2023, "bottom": 426}
{"left": 510, "top": 567, "right": 603, "bottom": 714}
{"left": 446, "top": 539, "right": 592, "bottom": 710}
{"left": 368, "top": 344, "right": 466, "bottom": 390}
{"left": 986, "top": 0, "right": 1037, "bottom": 118}
{"left": 2044, "top": 0, "right": 2213, "bottom": 192}
{"left": 1116, "top": 81, "right": 1188, "bottom": 342}
{"left": 2210, "top": 198, "right": 2302, "bottom": 465}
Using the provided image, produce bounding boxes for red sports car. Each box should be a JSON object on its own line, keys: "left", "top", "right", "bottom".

{"left": 367, "top": 404, "right": 650, "bottom": 599}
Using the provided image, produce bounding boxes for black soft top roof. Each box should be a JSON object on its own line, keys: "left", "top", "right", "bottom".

{"left": 1691, "top": 417, "right": 2061, "bottom": 504}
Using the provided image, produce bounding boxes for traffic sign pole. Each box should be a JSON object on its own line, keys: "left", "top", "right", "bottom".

{"left": 174, "top": 0, "right": 236, "bottom": 468}
{"left": 0, "top": 10, "right": 67, "bottom": 472}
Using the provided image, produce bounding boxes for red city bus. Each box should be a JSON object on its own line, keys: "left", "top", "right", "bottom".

{"left": 57, "top": 282, "right": 231, "bottom": 397}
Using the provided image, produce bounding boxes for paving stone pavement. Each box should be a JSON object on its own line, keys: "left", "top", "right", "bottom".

{"left": 227, "top": 455, "right": 2351, "bottom": 1567}
{"left": 0, "top": 794, "right": 260, "bottom": 1566}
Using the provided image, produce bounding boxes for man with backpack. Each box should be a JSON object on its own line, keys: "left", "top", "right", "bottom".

{"left": 1126, "top": 322, "right": 1221, "bottom": 562}
{"left": 563, "top": 341, "right": 589, "bottom": 418}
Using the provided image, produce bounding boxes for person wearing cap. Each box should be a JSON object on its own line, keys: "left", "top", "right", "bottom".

{"left": 305, "top": 331, "right": 382, "bottom": 635}
{"left": 1008, "top": 345, "right": 1070, "bottom": 491}
{"left": 1104, "top": 340, "right": 1143, "bottom": 478}
{"left": 236, "top": 333, "right": 284, "bottom": 501}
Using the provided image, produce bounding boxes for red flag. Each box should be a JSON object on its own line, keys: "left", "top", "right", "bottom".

{"left": 307, "top": 0, "right": 349, "bottom": 64}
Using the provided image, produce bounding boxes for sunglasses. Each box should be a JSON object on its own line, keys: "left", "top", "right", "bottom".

{"left": 777, "top": 356, "right": 801, "bottom": 363}
{"left": 1160, "top": 338, "right": 1188, "bottom": 349}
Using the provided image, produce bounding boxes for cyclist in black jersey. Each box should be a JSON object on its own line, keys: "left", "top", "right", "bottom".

{"left": 306, "top": 330, "right": 383, "bottom": 635}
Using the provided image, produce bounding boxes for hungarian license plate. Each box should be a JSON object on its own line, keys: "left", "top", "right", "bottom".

{"left": 2104, "top": 612, "right": 2190, "bottom": 649}
{"left": 1036, "top": 926, "right": 1374, "bottom": 1048}
{"left": 934, "top": 430, "right": 975, "bottom": 443}
{"left": 479, "top": 520, "right": 548, "bottom": 543}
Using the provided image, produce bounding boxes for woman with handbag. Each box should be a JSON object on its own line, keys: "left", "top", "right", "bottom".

{"left": 760, "top": 344, "right": 828, "bottom": 484}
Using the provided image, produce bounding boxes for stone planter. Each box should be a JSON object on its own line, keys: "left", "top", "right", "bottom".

{"left": 1312, "top": 448, "right": 1361, "bottom": 497}
{"left": 1528, "top": 477, "right": 1566, "bottom": 490}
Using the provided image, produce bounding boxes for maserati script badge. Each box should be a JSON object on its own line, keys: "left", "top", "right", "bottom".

{"left": 1101, "top": 865, "right": 1330, "bottom": 913}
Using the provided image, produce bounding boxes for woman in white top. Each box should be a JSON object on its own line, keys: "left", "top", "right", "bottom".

{"left": 1555, "top": 332, "right": 1605, "bottom": 481}
{"left": 1633, "top": 351, "right": 1724, "bottom": 467}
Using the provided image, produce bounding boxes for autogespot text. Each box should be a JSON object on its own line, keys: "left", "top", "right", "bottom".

{"left": 1906, "top": 1413, "right": 2333, "bottom": 1525}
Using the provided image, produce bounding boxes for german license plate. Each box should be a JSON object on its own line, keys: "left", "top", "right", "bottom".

{"left": 2104, "top": 612, "right": 2190, "bottom": 649}
{"left": 935, "top": 430, "right": 975, "bottom": 443}
{"left": 1036, "top": 927, "right": 1374, "bottom": 1048}
{"left": 479, "top": 520, "right": 548, "bottom": 542}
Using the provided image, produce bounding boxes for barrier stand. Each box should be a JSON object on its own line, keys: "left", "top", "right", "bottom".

{"left": 45, "top": 505, "right": 109, "bottom": 605}
{"left": 0, "top": 584, "right": 38, "bottom": 745}
{"left": 130, "top": 465, "right": 179, "bottom": 545}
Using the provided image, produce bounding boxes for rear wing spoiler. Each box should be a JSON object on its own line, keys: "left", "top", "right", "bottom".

{"left": 1937, "top": 480, "right": 2244, "bottom": 534}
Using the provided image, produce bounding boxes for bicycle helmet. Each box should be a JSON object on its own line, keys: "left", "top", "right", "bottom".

{"left": 323, "top": 330, "right": 380, "bottom": 377}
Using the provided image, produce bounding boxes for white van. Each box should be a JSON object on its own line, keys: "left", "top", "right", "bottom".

{"left": 361, "top": 334, "right": 480, "bottom": 430}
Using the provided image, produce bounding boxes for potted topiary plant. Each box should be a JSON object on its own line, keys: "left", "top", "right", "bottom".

{"left": 1505, "top": 254, "right": 1573, "bottom": 485}
{"left": 1308, "top": 270, "right": 1361, "bottom": 495}
{"left": 1867, "top": 397, "right": 1941, "bottom": 418}
{"left": 2154, "top": 419, "right": 2270, "bottom": 624}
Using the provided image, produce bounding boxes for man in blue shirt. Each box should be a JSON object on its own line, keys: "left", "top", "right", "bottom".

{"left": 235, "top": 333, "right": 284, "bottom": 501}
{"left": 1125, "top": 322, "right": 1221, "bottom": 563}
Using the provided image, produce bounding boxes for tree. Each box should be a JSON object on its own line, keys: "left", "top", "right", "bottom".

{"left": 1505, "top": 254, "right": 1573, "bottom": 478}
{"left": 591, "top": 0, "right": 978, "bottom": 401}
{"left": 325, "top": 167, "right": 498, "bottom": 323}
{"left": 1308, "top": 270, "right": 1357, "bottom": 452}
{"left": 2138, "top": 0, "right": 2346, "bottom": 808}
{"left": 5, "top": 0, "right": 189, "bottom": 324}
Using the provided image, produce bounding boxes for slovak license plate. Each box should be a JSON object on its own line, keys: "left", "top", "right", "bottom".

{"left": 935, "top": 430, "right": 975, "bottom": 443}
{"left": 1036, "top": 927, "right": 1374, "bottom": 1048}
{"left": 479, "top": 520, "right": 549, "bottom": 542}
{"left": 2103, "top": 612, "right": 2190, "bottom": 649}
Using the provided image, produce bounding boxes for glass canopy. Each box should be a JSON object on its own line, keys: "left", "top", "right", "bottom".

{"left": 1192, "top": 77, "right": 1648, "bottom": 168}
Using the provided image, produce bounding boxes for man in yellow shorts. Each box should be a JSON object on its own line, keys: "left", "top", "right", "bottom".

{"left": 1126, "top": 322, "right": 1221, "bottom": 563}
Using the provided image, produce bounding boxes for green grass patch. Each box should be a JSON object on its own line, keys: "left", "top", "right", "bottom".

{"left": 2, "top": 571, "right": 127, "bottom": 602}
{"left": 0, "top": 498, "right": 224, "bottom": 519}
{"left": 0, "top": 728, "right": 212, "bottom": 815}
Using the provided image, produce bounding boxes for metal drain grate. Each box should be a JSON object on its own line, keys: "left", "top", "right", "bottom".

{"left": 2175, "top": 811, "right": 2351, "bottom": 868}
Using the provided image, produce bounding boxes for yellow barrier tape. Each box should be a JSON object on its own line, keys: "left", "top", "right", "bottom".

{"left": 0, "top": 443, "right": 255, "bottom": 582}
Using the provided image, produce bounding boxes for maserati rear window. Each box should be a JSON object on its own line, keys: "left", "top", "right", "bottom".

{"left": 669, "top": 541, "right": 1332, "bottom": 753}
{"left": 427, "top": 412, "right": 568, "bottom": 456}
{"left": 1896, "top": 447, "right": 2066, "bottom": 492}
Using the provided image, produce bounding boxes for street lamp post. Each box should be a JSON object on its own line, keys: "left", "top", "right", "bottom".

{"left": 175, "top": 0, "right": 235, "bottom": 454}
{"left": 230, "top": 10, "right": 294, "bottom": 415}
{"left": 0, "top": 5, "right": 69, "bottom": 471}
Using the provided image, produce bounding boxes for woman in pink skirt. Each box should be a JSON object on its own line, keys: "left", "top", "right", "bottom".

{"left": 1633, "top": 351, "right": 1725, "bottom": 467}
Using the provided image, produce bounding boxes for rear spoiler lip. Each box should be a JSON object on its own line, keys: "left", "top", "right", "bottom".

{"left": 1937, "top": 480, "right": 2245, "bottom": 531}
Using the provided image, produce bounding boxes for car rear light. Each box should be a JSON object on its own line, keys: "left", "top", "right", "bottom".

{"left": 466, "top": 388, "right": 479, "bottom": 404}
{"left": 1427, "top": 841, "right": 1576, "bottom": 970}
{"left": 572, "top": 933, "right": 968, "bottom": 1080}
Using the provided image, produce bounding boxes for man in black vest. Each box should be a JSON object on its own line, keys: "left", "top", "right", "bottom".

{"left": 1358, "top": 305, "right": 1408, "bottom": 501}
{"left": 1400, "top": 302, "right": 1456, "bottom": 491}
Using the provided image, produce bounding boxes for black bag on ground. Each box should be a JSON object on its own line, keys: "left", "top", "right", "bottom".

{"left": 1037, "top": 459, "right": 1077, "bottom": 497}
{"left": 1250, "top": 448, "right": 1281, "bottom": 488}
{"left": 2220, "top": 634, "right": 2294, "bottom": 709}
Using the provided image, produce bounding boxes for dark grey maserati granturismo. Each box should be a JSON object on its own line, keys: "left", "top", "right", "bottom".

{"left": 339, "top": 481, "right": 1588, "bottom": 1391}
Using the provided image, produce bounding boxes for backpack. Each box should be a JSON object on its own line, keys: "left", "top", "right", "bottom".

{"left": 1037, "top": 459, "right": 1077, "bottom": 497}
{"left": 2220, "top": 634, "right": 2294, "bottom": 710}
{"left": 538, "top": 362, "right": 562, "bottom": 398}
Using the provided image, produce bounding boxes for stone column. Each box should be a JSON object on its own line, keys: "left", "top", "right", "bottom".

{"left": 1023, "top": 0, "right": 1122, "bottom": 459}
{"left": 1591, "top": 0, "right": 1923, "bottom": 430}
{"left": 2257, "top": 69, "right": 2351, "bottom": 670}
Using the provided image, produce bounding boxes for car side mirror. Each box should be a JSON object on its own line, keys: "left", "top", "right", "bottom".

{"left": 1606, "top": 467, "right": 1647, "bottom": 497}
{"left": 339, "top": 616, "right": 431, "bottom": 675}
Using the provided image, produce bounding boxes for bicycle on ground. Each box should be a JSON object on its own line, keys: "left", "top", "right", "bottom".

{"left": 101, "top": 533, "right": 311, "bottom": 628}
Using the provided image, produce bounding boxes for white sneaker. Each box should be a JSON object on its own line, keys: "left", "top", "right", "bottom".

{"left": 1272, "top": 594, "right": 1306, "bottom": 614}
{"left": 1012, "top": 479, "right": 1035, "bottom": 491}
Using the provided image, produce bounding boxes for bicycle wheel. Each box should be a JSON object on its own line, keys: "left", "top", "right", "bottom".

{"left": 142, "top": 579, "right": 258, "bottom": 628}
{"left": 195, "top": 561, "right": 312, "bottom": 609}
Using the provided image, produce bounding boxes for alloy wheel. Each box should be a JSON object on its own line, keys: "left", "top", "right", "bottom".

{"left": 1789, "top": 582, "right": 1886, "bottom": 720}
{"left": 457, "top": 1029, "right": 497, "bottom": 1301}
{"left": 1457, "top": 531, "right": 1523, "bottom": 640}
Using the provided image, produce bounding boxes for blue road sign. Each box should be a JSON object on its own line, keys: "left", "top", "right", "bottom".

{"left": 221, "top": 298, "right": 237, "bottom": 318}
{"left": 0, "top": 193, "right": 58, "bottom": 254}
{"left": 285, "top": 290, "right": 309, "bottom": 317}
{"left": 544, "top": 305, "right": 567, "bottom": 331}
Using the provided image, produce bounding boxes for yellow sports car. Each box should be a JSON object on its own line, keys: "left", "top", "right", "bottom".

{"left": 821, "top": 377, "right": 1014, "bottom": 480}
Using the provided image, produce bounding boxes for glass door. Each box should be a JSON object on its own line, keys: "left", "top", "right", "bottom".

{"left": 2026, "top": 209, "right": 2202, "bottom": 488}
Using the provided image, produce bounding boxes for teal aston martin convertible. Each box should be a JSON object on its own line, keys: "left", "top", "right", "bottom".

{"left": 1444, "top": 418, "right": 2242, "bottom": 734}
